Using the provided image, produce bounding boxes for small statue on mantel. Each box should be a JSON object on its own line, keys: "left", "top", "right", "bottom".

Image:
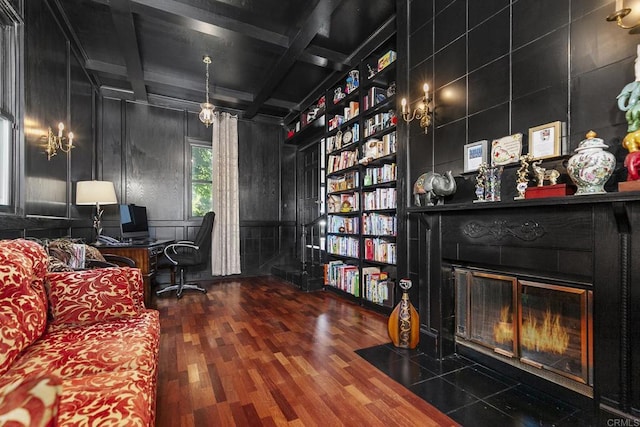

{"left": 532, "top": 160, "right": 560, "bottom": 187}
{"left": 617, "top": 44, "right": 640, "bottom": 182}
{"left": 514, "top": 154, "right": 533, "bottom": 200}
{"left": 474, "top": 162, "right": 488, "bottom": 202}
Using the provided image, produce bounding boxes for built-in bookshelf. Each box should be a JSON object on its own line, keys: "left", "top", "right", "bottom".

{"left": 321, "top": 37, "right": 398, "bottom": 312}
{"left": 284, "top": 34, "right": 398, "bottom": 312}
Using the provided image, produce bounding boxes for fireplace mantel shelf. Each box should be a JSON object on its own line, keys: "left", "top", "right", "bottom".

{"left": 406, "top": 191, "right": 640, "bottom": 214}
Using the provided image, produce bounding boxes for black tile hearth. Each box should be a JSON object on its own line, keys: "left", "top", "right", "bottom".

{"left": 355, "top": 344, "right": 597, "bottom": 427}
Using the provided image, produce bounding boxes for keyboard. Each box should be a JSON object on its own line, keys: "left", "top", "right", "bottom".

{"left": 131, "top": 238, "right": 157, "bottom": 245}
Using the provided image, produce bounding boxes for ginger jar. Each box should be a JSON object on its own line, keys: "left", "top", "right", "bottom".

{"left": 567, "top": 131, "right": 616, "bottom": 195}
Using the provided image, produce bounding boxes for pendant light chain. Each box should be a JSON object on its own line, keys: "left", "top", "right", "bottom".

{"left": 205, "top": 56, "right": 211, "bottom": 104}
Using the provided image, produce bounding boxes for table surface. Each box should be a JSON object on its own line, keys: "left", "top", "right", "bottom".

{"left": 94, "top": 238, "right": 174, "bottom": 249}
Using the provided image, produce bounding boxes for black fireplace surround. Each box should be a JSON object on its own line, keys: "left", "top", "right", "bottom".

{"left": 407, "top": 194, "right": 640, "bottom": 422}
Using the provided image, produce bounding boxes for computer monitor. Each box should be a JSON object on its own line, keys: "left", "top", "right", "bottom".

{"left": 119, "top": 204, "right": 150, "bottom": 240}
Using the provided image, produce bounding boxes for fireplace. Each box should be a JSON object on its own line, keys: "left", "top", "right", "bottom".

{"left": 455, "top": 268, "right": 593, "bottom": 396}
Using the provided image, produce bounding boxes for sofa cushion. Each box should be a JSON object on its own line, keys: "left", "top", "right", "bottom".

{"left": 3, "top": 310, "right": 160, "bottom": 383}
{"left": 0, "top": 375, "right": 61, "bottom": 427}
{"left": 56, "top": 369, "right": 154, "bottom": 427}
{"left": 46, "top": 268, "right": 139, "bottom": 325}
{"left": 0, "top": 241, "right": 49, "bottom": 376}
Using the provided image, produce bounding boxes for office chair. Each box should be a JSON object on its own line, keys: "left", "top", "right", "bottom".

{"left": 156, "top": 212, "right": 215, "bottom": 299}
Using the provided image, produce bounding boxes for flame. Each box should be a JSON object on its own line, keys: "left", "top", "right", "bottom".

{"left": 521, "top": 308, "right": 569, "bottom": 354}
{"left": 493, "top": 305, "right": 513, "bottom": 344}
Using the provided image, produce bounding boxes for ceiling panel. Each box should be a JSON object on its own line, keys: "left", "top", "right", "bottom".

{"left": 55, "top": 0, "right": 396, "bottom": 122}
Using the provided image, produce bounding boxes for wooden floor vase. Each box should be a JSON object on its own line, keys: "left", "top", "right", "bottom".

{"left": 388, "top": 279, "right": 419, "bottom": 349}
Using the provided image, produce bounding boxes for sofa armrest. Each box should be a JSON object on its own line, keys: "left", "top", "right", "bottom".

{"left": 46, "top": 267, "right": 145, "bottom": 325}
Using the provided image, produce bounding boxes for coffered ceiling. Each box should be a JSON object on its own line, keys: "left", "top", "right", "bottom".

{"left": 52, "top": 0, "right": 396, "bottom": 122}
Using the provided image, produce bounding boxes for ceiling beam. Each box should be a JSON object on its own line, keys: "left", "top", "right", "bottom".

{"left": 304, "top": 45, "right": 348, "bottom": 64}
{"left": 243, "top": 0, "right": 343, "bottom": 119}
{"left": 110, "top": 0, "right": 147, "bottom": 102}
{"left": 84, "top": 59, "right": 297, "bottom": 110}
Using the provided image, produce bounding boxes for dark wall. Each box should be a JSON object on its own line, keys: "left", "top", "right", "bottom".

{"left": 0, "top": 0, "right": 95, "bottom": 237}
{"left": 98, "top": 98, "right": 286, "bottom": 277}
{"left": 3, "top": 0, "right": 292, "bottom": 278}
{"left": 405, "top": 0, "right": 635, "bottom": 196}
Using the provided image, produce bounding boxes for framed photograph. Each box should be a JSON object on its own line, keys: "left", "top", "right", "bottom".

{"left": 463, "top": 140, "right": 487, "bottom": 173}
{"left": 528, "top": 121, "right": 562, "bottom": 160}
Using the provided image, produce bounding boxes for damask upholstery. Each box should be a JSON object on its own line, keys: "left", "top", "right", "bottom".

{"left": 0, "top": 239, "right": 160, "bottom": 427}
{"left": 0, "top": 375, "right": 61, "bottom": 427}
{"left": 47, "top": 268, "right": 139, "bottom": 324}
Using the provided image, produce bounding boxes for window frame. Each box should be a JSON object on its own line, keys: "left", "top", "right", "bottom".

{"left": 188, "top": 139, "right": 213, "bottom": 219}
{"left": 0, "top": 1, "right": 23, "bottom": 214}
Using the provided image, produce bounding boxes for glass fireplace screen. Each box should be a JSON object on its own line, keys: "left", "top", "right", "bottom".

{"left": 456, "top": 269, "right": 592, "bottom": 385}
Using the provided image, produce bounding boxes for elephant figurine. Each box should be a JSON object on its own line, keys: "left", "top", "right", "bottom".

{"left": 413, "top": 171, "right": 457, "bottom": 206}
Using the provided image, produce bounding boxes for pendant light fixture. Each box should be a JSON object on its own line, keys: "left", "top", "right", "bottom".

{"left": 199, "top": 55, "right": 215, "bottom": 127}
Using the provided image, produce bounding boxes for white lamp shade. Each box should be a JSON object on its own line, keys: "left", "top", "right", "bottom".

{"left": 76, "top": 181, "right": 118, "bottom": 205}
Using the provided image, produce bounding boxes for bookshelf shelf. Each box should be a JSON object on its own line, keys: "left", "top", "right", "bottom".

{"left": 363, "top": 182, "right": 396, "bottom": 191}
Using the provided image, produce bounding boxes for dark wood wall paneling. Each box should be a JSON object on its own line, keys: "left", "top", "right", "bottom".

{"left": 280, "top": 144, "right": 298, "bottom": 261}
{"left": 98, "top": 99, "right": 286, "bottom": 278}
{"left": 0, "top": 0, "right": 96, "bottom": 237}
{"left": 24, "top": 0, "right": 69, "bottom": 218}
{"left": 405, "top": 0, "right": 635, "bottom": 189}
{"left": 238, "top": 121, "right": 287, "bottom": 274}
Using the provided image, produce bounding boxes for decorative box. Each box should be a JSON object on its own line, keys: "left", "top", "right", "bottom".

{"left": 618, "top": 180, "right": 640, "bottom": 192}
{"left": 525, "top": 184, "right": 576, "bottom": 199}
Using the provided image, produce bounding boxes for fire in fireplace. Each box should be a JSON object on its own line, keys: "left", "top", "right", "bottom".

{"left": 455, "top": 269, "right": 593, "bottom": 392}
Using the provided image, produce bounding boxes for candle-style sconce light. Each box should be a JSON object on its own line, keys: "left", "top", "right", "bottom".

{"left": 401, "top": 83, "right": 432, "bottom": 134}
{"left": 44, "top": 122, "right": 74, "bottom": 160}
{"left": 607, "top": 0, "right": 640, "bottom": 33}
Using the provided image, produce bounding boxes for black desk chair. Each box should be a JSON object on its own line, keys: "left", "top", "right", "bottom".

{"left": 156, "top": 212, "right": 215, "bottom": 299}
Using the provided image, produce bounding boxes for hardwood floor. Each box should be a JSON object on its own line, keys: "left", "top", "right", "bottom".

{"left": 153, "top": 276, "right": 457, "bottom": 426}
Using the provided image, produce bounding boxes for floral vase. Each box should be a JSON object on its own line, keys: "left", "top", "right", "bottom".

{"left": 567, "top": 131, "right": 616, "bottom": 195}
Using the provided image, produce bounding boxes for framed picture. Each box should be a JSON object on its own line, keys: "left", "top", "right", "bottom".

{"left": 528, "top": 121, "right": 562, "bottom": 160}
{"left": 491, "top": 133, "right": 523, "bottom": 166}
{"left": 463, "top": 140, "right": 487, "bottom": 173}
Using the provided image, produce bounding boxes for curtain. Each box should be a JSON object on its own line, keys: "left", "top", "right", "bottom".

{"left": 211, "top": 112, "right": 241, "bottom": 275}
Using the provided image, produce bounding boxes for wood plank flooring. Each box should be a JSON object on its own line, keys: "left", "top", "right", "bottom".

{"left": 153, "top": 276, "right": 457, "bottom": 426}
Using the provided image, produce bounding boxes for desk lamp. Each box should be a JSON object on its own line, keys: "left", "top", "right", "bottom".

{"left": 76, "top": 180, "right": 118, "bottom": 243}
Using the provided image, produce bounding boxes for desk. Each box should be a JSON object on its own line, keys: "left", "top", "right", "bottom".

{"left": 96, "top": 240, "right": 173, "bottom": 307}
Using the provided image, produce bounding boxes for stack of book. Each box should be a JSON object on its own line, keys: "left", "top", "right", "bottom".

{"left": 325, "top": 261, "right": 359, "bottom": 296}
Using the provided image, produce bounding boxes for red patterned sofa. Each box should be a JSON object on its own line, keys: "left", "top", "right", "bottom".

{"left": 0, "top": 239, "right": 160, "bottom": 426}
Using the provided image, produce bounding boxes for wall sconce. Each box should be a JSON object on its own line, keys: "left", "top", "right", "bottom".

{"left": 401, "top": 83, "right": 432, "bottom": 134}
{"left": 607, "top": 0, "right": 640, "bottom": 33}
{"left": 44, "top": 122, "right": 74, "bottom": 160}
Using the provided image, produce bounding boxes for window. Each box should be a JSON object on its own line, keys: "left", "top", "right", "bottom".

{"left": 190, "top": 143, "right": 212, "bottom": 217}
{"left": 0, "top": 115, "right": 10, "bottom": 205}
{"left": 0, "top": 0, "right": 21, "bottom": 210}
